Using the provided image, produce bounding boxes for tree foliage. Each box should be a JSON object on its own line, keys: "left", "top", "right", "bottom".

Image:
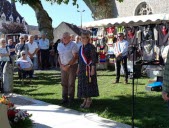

{"left": 12, "top": 0, "right": 54, "bottom": 40}
{"left": 12, "top": 0, "right": 124, "bottom": 40}
{"left": 13, "top": 0, "right": 123, "bottom": 6}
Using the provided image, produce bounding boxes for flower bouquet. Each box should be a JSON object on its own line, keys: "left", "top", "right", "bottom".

{"left": 0, "top": 96, "right": 33, "bottom": 128}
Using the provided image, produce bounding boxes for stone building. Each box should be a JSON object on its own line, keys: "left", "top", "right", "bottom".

{"left": 53, "top": 22, "right": 87, "bottom": 43}
{"left": 0, "top": 0, "right": 24, "bottom": 23}
{"left": 0, "top": 0, "right": 39, "bottom": 37}
{"left": 114, "top": 0, "right": 169, "bottom": 17}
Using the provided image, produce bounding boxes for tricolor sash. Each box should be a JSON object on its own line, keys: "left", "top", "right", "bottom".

{"left": 80, "top": 45, "right": 92, "bottom": 83}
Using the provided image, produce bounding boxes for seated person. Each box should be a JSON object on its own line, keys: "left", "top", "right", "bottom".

{"left": 16, "top": 51, "right": 33, "bottom": 78}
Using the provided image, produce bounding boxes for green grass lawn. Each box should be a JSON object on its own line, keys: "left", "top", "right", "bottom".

{"left": 13, "top": 69, "right": 169, "bottom": 128}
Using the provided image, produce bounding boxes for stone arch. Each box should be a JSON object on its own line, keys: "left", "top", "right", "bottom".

{"left": 135, "top": 2, "right": 153, "bottom": 16}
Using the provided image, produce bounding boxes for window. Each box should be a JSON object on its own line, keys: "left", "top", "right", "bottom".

{"left": 135, "top": 2, "right": 152, "bottom": 16}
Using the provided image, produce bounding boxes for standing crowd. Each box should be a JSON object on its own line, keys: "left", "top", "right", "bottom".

{"left": 0, "top": 33, "right": 59, "bottom": 73}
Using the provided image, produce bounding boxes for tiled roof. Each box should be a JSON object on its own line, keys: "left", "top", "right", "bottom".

{"left": 63, "top": 22, "right": 88, "bottom": 35}
{"left": 0, "top": 0, "right": 24, "bottom": 23}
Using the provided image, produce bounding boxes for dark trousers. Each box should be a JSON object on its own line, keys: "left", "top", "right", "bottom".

{"left": 18, "top": 69, "right": 33, "bottom": 79}
{"left": 115, "top": 56, "right": 128, "bottom": 82}
{"left": 40, "top": 49, "right": 49, "bottom": 69}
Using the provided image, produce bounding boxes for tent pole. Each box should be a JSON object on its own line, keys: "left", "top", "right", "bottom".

{"left": 131, "top": 45, "right": 135, "bottom": 128}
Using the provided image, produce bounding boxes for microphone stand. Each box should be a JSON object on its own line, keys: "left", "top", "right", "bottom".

{"left": 131, "top": 45, "right": 136, "bottom": 128}
{"left": 131, "top": 29, "right": 141, "bottom": 128}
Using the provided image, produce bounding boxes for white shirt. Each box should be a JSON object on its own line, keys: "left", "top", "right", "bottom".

{"left": 16, "top": 57, "right": 33, "bottom": 69}
{"left": 0, "top": 47, "right": 10, "bottom": 61}
{"left": 57, "top": 42, "right": 78, "bottom": 65}
{"left": 113, "top": 40, "right": 128, "bottom": 57}
{"left": 26, "top": 41, "right": 38, "bottom": 57}
{"left": 162, "top": 45, "right": 169, "bottom": 63}
{"left": 39, "top": 38, "right": 49, "bottom": 50}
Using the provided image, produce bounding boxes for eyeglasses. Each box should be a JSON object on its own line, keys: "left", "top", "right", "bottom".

{"left": 22, "top": 54, "right": 26, "bottom": 56}
{"left": 20, "top": 38, "right": 24, "bottom": 39}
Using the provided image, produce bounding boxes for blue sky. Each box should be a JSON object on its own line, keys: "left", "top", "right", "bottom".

{"left": 15, "top": 0, "right": 94, "bottom": 28}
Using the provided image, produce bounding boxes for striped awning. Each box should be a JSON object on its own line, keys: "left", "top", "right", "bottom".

{"left": 83, "top": 13, "right": 169, "bottom": 28}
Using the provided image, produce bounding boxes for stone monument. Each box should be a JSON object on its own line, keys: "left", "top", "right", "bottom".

{"left": 0, "top": 104, "right": 11, "bottom": 128}
{"left": 3, "top": 62, "right": 13, "bottom": 93}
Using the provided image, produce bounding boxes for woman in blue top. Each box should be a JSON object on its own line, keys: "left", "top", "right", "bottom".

{"left": 0, "top": 38, "right": 10, "bottom": 72}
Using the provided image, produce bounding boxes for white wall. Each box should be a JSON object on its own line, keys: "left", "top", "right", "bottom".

{"left": 115, "top": 0, "right": 169, "bottom": 17}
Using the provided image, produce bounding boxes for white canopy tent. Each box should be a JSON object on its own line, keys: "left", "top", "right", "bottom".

{"left": 83, "top": 13, "right": 169, "bottom": 28}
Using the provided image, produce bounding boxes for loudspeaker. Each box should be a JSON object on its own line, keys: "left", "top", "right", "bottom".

{"left": 133, "top": 64, "right": 142, "bottom": 78}
{"left": 157, "top": 76, "right": 163, "bottom": 82}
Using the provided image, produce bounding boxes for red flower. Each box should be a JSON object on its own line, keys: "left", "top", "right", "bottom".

{"left": 8, "top": 110, "right": 16, "bottom": 118}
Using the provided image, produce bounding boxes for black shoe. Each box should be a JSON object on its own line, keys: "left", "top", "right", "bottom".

{"left": 113, "top": 81, "right": 119, "bottom": 84}
{"left": 124, "top": 80, "right": 128, "bottom": 84}
{"left": 68, "top": 98, "right": 74, "bottom": 104}
{"left": 61, "top": 99, "right": 68, "bottom": 104}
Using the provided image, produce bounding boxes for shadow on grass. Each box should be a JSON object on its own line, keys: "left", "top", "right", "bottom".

{"left": 13, "top": 87, "right": 56, "bottom": 96}
{"left": 95, "top": 96, "right": 169, "bottom": 128}
{"left": 14, "top": 88, "right": 38, "bottom": 94}
{"left": 97, "top": 74, "right": 116, "bottom": 76}
{"left": 26, "top": 92, "right": 56, "bottom": 96}
{"left": 14, "top": 76, "right": 61, "bottom": 86}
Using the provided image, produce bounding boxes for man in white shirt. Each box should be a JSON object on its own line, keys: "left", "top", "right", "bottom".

{"left": 38, "top": 33, "right": 49, "bottom": 70}
{"left": 27, "top": 35, "right": 39, "bottom": 70}
{"left": 113, "top": 33, "right": 129, "bottom": 84}
{"left": 57, "top": 32, "right": 78, "bottom": 104}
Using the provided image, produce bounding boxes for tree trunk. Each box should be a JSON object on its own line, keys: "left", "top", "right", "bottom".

{"left": 83, "top": 0, "right": 114, "bottom": 20}
{"left": 26, "top": 0, "right": 53, "bottom": 41}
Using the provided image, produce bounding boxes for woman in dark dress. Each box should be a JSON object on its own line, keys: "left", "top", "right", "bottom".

{"left": 77, "top": 32, "right": 99, "bottom": 108}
